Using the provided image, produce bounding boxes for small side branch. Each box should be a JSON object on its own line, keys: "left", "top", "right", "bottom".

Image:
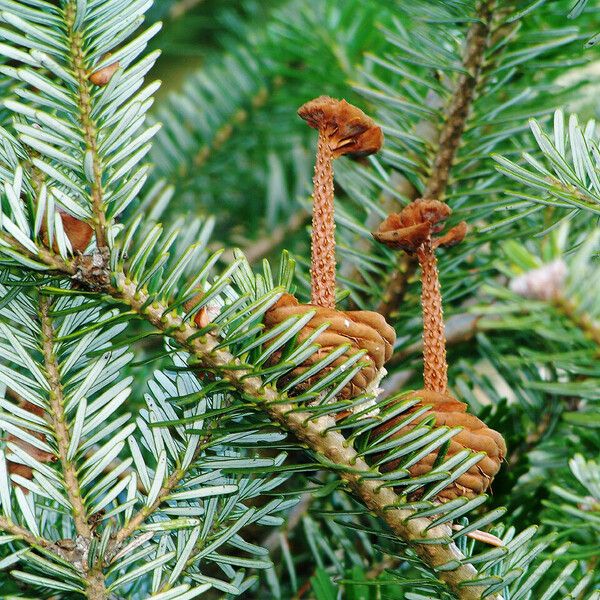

{"left": 0, "top": 515, "right": 53, "bottom": 549}
{"left": 65, "top": 1, "right": 108, "bottom": 251}
{"left": 40, "top": 297, "right": 92, "bottom": 539}
{"left": 39, "top": 297, "right": 108, "bottom": 599}
{"left": 378, "top": 1, "right": 495, "bottom": 320}
{"left": 423, "top": 1, "right": 495, "bottom": 200}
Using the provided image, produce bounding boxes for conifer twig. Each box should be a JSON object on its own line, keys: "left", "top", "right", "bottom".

{"left": 108, "top": 274, "right": 499, "bottom": 600}
{"left": 378, "top": 0, "right": 495, "bottom": 320}
{"left": 0, "top": 516, "right": 53, "bottom": 549}
{"left": 65, "top": 0, "right": 108, "bottom": 251}
{"left": 39, "top": 297, "right": 109, "bottom": 600}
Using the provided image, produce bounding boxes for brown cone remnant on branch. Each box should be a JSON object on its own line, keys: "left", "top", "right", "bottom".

{"left": 262, "top": 97, "right": 393, "bottom": 403}
{"left": 379, "top": 389, "right": 506, "bottom": 500}
{"left": 41, "top": 210, "right": 94, "bottom": 254}
{"left": 373, "top": 200, "right": 505, "bottom": 499}
{"left": 298, "top": 96, "right": 383, "bottom": 308}
{"left": 264, "top": 293, "right": 395, "bottom": 399}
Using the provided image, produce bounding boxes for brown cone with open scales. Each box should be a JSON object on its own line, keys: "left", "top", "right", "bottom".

{"left": 264, "top": 293, "right": 395, "bottom": 399}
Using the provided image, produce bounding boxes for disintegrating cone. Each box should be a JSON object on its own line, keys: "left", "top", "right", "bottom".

{"left": 373, "top": 389, "right": 506, "bottom": 500}
{"left": 373, "top": 199, "right": 466, "bottom": 254}
{"left": 263, "top": 293, "right": 396, "bottom": 400}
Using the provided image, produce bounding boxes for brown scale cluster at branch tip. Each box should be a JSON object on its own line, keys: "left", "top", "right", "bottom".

{"left": 372, "top": 199, "right": 506, "bottom": 500}
{"left": 373, "top": 199, "right": 467, "bottom": 254}
{"left": 374, "top": 389, "right": 506, "bottom": 500}
{"left": 298, "top": 96, "right": 384, "bottom": 158}
{"left": 264, "top": 293, "right": 395, "bottom": 400}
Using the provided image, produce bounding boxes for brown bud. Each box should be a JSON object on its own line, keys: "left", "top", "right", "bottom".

{"left": 373, "top": 199, "right": 466, "bottom": 254}
{"left": 298, "top": 96, "right": 383, "bottom": 158}
{"left": 89, "top": 61, "right": 120, "bottom": 86}
{"left": 184, "top": 294, "right": 211, "bottom": 329}
{"left": 41, "top": 210, "right": 93, "bottom": 254}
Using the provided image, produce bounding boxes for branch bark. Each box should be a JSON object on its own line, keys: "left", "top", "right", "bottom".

{"left": 39, "top": 297, "right": 108, "bottom": 600}
{"left": 378, "top": 0, "right": 495, "bottom": 320}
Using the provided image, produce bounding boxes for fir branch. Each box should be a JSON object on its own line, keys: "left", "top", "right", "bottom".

{"left": 107, "top": 274, "right": 497, "bottom": 600}
{"left": 64, "top": 1, "right": 107, "bottom": 251}
{"left": 113, "top": 449, "right": 200, "bottom": 547}
{"left": 423, "top": 1, "right": 494, "bottom": 200}
{"left": 40, "top": 296, "right": 91, "bottom": 539}
{"left": 0, "top": 243, "right": 497, "bottom": 596}
{"left": 39, "top": 295, "right": 108, "bottom": 599}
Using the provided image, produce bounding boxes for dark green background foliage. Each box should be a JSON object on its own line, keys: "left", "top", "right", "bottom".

{"left": 0, "top": 1, "right": 598, "bottom": 599}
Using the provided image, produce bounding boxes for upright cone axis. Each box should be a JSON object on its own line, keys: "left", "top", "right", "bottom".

{"left": 310, "top": 133, "right": 336, "bottom": 308}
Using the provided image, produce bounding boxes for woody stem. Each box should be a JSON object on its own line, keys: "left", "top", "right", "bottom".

{"left": 310, "top": 132, "right": 336, "bottom": 308}
{"left": 416, "top": 239, "right": 448, "bottom": 393}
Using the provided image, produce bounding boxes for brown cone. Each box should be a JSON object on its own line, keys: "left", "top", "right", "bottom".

{"left": 263, "top": 293, "right": 395, "bottom": 399}
{"left": 373, "top": 389, "right": 506, "bottom": 500}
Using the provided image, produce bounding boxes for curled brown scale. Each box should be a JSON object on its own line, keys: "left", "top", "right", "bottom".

{"left": 373, "top": 199, "right": 466, "bottom": 255}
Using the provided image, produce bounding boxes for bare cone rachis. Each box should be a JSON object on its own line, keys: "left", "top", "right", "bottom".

{"left": 298, "top": 96, "right": 383, "bottom": 308}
